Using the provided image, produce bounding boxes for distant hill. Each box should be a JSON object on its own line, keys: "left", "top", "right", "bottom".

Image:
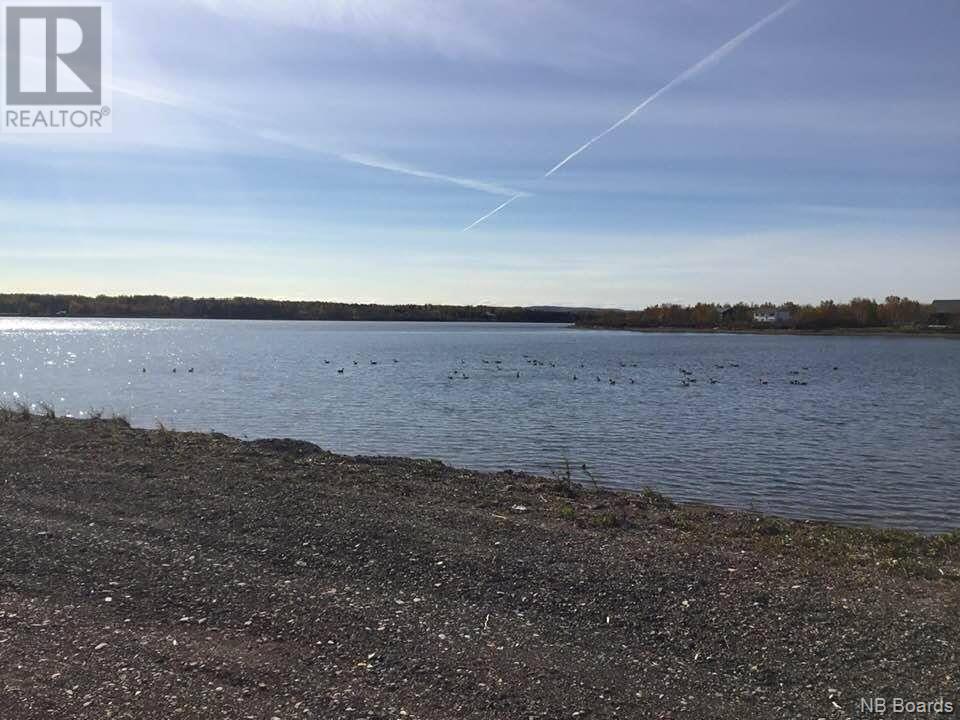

{"left": 526, "top": 305, "right": 624, "bottom": 314}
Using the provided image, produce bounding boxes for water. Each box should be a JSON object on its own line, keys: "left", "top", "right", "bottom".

{"left": 1, "top": 318, "right": 958, "bottom": 533}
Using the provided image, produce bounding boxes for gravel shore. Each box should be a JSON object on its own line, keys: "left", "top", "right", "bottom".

{"left": 1, "top": 414, "right": 958, "bottom": 719}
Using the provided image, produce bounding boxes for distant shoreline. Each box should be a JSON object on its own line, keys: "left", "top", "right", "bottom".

{"left": 6, "top": 315, "right": 959, "bottom": 338}
{"left": 576, "top": 324, "right": 960, "bottom": 339}
{"left": 0, "top": 294, "right": 576, "bottom": 324}
{"left": 0, "top": 315, "right": 567, "bottom": 324}
{"left": 5, "top": 315, "right": 960, "bottom": 339}
{"left": 4, "top": 294, "right": 957, "bottom": 335}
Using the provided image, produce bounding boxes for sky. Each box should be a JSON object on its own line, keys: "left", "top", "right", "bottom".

{"left": 1, "top": 0, "right": 958, "bottom": 308}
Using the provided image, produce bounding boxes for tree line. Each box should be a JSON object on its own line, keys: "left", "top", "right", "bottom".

{"left": 0, "top": 293, "right": 950, "bottom": 330}
{"left": 576, "top": 296, "right": 945, "bottom": 331}
{"left": 0, "top": 294, "right": 576, "bottom": 323}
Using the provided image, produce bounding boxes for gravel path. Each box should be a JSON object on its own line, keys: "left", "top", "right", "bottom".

{"left": 1, "top": 415, "right": 958, "bottom": 719}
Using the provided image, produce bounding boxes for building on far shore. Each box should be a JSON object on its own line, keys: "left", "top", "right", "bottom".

{"left": 753, "top": 306, "right": 793, "bottom": 325}
{"left": 930, "top": 299, "right": 960, "bottom": 328}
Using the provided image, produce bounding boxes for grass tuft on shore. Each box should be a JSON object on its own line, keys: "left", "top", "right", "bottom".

{"left": 0, "top": 400, "right": 130, "bottom": 428}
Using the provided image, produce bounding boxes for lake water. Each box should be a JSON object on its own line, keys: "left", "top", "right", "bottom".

{"left": 1, "top": 318, "right": 958, "bottom": 533}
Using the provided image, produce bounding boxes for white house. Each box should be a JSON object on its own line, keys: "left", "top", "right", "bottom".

{"left": 931, "top": 299, "right": 960, "bottom": 328}
{"left": 754, "top": 306, "right": 793, "bottom": 325}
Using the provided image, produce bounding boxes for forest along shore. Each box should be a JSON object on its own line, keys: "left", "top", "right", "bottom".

{"left": 575, "top": 324, "right": 960, "bottom": 338}
{"left": 1, "top": 415, "right": 958, "bottom": 720}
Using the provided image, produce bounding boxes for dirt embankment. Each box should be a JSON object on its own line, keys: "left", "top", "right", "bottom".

{"left": 1, "top": 414, "right": 958, "bottom": 719}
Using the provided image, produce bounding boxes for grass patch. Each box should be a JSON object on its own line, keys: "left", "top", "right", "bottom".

{"left": 551, "top": 459, "right": 579, "bottom": 498}
{"left": 929, "top": 529, "right": 960, "bottom": 557}
{"left": 588, "top": 511, "right": 627, "bottom": 529}
{"left": 658, "top": 510, "right": 697, "bottom": 533}
{"left": 641, "top": 487, "right": 676, "bottom": 510}
{"left": 888, "top": 558, "right": 944, "bottom": 581}
{"left": 753, "top": 516, "right": 790, "bottom": 537}
{"left": 0, "top": 400, "right": 33, "bottom": 422}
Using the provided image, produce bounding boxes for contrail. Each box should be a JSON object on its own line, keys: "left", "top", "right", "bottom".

{"left": 463, "top": 0, "right": 801, "bottom": 230}
{"left": 60, "top": 76, "right": 530, "bottom": 201}
{"left": 462, "top": 193, "right": 524, "bottom": 232}
{"left": 340, "top": 153, "right": 529, "bottom": 199}
{"left": 260, "top": 131, "right": 529, "bottom": 198}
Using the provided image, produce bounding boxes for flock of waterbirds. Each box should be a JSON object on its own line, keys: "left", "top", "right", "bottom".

{"left": 142, "top": 355, "right": 837, "bottom": 388}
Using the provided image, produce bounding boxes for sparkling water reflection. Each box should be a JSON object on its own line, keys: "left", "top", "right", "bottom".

{"left": 1, "top": 318, "right": 958, "bottom": 533}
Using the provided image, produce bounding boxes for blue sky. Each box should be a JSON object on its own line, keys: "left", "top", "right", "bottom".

{"left": 1, "top": 0, "right": 958, "bottom": 307}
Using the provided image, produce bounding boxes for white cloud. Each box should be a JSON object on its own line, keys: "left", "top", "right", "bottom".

{"left": 1, "top": 67, "right": 529, "bottom": 199}
{"left": 173, "top": 0, "right": 647, "bottom": 66}
{"left": 183, "top": 0, "right": 505, "bottom": 55}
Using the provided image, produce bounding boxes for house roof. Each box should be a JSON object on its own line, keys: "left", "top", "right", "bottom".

{"left": 932, "top": 299, "right": 960, "bottom": 314}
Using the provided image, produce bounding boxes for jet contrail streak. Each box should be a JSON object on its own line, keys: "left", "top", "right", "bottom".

{"left": 463, "top": 0, "right": 801, "bottom": 230}
{"left": 462, "top": 194, "right": 524, "bottom": 232}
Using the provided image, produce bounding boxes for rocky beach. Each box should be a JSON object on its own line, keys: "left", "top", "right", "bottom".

{"left": 1, "top": 412, "right": 957, "bottom": 719}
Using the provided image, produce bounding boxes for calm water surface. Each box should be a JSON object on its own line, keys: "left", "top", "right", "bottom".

{"left": 2, "top": 318, "right": 958, "bottom": 533}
